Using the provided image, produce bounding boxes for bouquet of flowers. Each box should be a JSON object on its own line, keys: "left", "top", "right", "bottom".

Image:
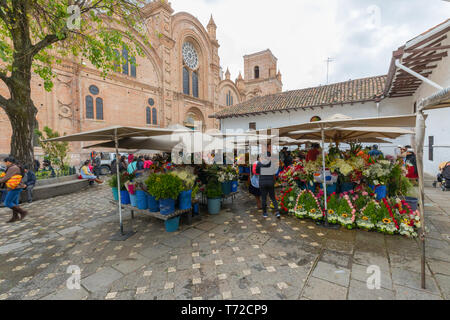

{"left": 363, "top": 160, "right": 392, "bottom": 186}
{"left": 280, "top": 186, "right": 299, "bottom": 214}
{"left": 293, "top": 189, "right": 322, "bottom": 220}
{"left": 391, "top": 198, "right": 419, "bottom": 237}
{"left": 356, "top": 200, "right": 379, "bottom": 230}
{"left": 336, "top": 194, "right": 356, "bottom": 229}
{"left": 326, "top": 192, "right": 340, "bottom": 224}
{"left": 375, "top": 199, "right": 399, "bottom": 235}
{"left": 170, "top": 168, "right": 197, "bottom": 191}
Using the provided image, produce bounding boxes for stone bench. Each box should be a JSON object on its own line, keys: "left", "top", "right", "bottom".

{"left": 20, "top": 178, "right": 90, "bottom": 202}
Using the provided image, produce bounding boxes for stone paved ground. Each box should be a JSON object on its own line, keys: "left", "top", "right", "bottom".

{"left": 0, "top": 182, "right": 449, "bottom": 300}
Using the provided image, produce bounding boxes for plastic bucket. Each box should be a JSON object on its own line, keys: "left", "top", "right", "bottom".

{"left": 374, "top": 185, "right": 387, "bottom": 200}
{"left": 129, "top": 193, "right": 137, "bottom": 207}
{"left": 136, "top": 190, "right": 148, "bottom": 210}
{"left": 208, "top": 198, "right": 221, "bottom": 215}
{"left": 404, "top": 196, "right": 418, "bottom": 211}
{"left": 178, "top": 190, "right": 192, "bottom": 210}
{"left": 193, "top": 203, "right": 200, "bottom": 216}
{"left": 165, "top": 216, "right": 180, "bottom": 232}
{"left": 307, "top": 182, "right": 316, "bottom": 193}
{"left": 221, "top": 181, "right": 232, "bottom": 195}
{"left": 160, "top": 198, "right": 176, "bottom": 215}
{"left": 320, "top": 183, "right": 337, "bottom": 195}
{"left": 112, "top": 188, "right": 119, "bottom": 201}
{"left": 231, "top": 181, "right": 238, "bottom": 192}
{"left": 120, "top": 190, "right": 130, "bottom": 205}
{"left": 147, "top": 194, "right": 160, "bottom": 213}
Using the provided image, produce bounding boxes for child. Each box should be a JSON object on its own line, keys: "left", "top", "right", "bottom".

{"left": 24, "top": 165, "right": 36, "bottom": 203}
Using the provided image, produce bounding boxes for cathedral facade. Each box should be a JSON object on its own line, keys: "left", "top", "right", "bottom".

{"left": 0, "top": 0, "right": 282, "bottom": 160}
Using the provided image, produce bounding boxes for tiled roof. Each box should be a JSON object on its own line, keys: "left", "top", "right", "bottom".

{"left": 212, "top": 75, "right": 387, "bottom": 119}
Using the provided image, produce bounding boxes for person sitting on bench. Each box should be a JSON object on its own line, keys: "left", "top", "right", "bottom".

{"left": 80, "top": 160, "right": 103, "bottom": 184}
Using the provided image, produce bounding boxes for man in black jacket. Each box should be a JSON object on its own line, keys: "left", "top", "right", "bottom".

{"left": 257, "top": 145, "right": 280, "bottom": 219}
{"left": 24, "top": 165, "right": 36, "bottom": 203}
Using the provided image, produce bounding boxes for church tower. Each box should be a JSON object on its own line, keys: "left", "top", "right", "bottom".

{"left": 243, "top": 49, "right": 282, "bottom": 99}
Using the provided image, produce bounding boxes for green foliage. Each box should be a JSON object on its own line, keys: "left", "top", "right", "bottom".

{"left": 108, "top": 172, "right": 127, "bottom": 190}
{"left": 327, "top": 193, "right": 340, "bottom": 212}
{"left": 35, "top": 126, "right": 69, "bottom": 169}
{"left": 146, "top": 173, "right": 183, "bottom": 200}
{"left": 206, "top": 178, "right": 223, "bottom": 199}
{"left": 337, "top": 198, "right": 352, "bottom": 216}
{"left": 361, "top": 201, "right": 379, "bottom": 223}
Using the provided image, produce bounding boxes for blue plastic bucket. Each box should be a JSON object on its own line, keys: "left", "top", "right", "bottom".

{"left": 320, "top": 183, "right": 337, "bottom": 195}
{"left": 160, "top": 198, "right": 176, "bottom": 215}
{"left": 193, "top": 203, "right": 200, "bottom": 216}
{"left": 112, "top": 188, "right": 119, "bottom": 201}
{"left": 129, "top": 193, "right": 137, "bottom": 207}
{"left": 136, "top": 190, "right": 148, "bottom": 210}
{"left": 165, "top": 216, "right": 180, "bottom": 232}
{"left": 178, "top": 190, "right": 192, "bottom": 210}
{"left": 231, "top": 181, "right": 238, "bottom": 192}
{"left": 307, "top": 182, "right": 316, "bottom": 192}
{"left": 208, "top": 198, "right": 221, "bottom": 215}
{"left": 221, "top": 181, "right": 232, "bottom": 195}
{"left": 120, "top": 190, "right": 130, "bottom": 205}
{"left": 147, "top": 194, "right": 160, "bottom": 213}
{"left": 374, "top": 185, "right": 387, "bottom": 200}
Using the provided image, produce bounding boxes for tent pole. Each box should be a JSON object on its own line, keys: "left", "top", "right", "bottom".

{"left": 321, "top": 127, "right": 329, "bottom": 226}
{"left": 115, "top": 130, "right": 124, "bottom": 235}
{"left": 416, "top": 101, "right": 426, "bottom": 289}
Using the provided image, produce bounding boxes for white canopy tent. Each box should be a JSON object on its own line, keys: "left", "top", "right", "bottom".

{"left": 45, "top": 126, "right": 192, "bottom": 240}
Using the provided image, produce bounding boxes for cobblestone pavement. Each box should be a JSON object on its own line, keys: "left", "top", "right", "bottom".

{"left": 0, "top": 182, "right": 449, "bottom": 300}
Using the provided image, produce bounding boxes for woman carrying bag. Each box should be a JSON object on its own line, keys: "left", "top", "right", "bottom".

{"left": 0, "top": 157, "right": 28, "bottom": 223}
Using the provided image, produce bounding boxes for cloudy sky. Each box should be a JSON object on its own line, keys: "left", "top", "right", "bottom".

{"left": 172, "top": 0, "right": 450, "bottom": 91}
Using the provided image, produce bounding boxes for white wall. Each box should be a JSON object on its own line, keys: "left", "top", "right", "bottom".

{"left": 221, "top": 96, "right": 414, "bottom": 157}
{"left": 413, "top": 36, "right": 450, "bottom": 176}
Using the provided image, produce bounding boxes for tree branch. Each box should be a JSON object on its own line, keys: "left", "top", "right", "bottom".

{"left": 0, "top": 70, "right": 10, "bottom": 86}
{"left": 0, "top": 93, "right": 9, "bottom": 110}
{"left": 31, "top": 33, "right": 65, "bottom": 57}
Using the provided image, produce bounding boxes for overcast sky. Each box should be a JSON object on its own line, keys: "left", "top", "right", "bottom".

{"left": 172, "top": 0, "right": 450, "bottom": 91}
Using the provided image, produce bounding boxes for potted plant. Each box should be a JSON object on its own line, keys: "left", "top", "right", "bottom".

{"left": 191, "top": 184, "right": 200, "bottom": 216}
{"left": 145, "top": 173, "right": 160, "bottom": 212}
{"left": 148, "top": 173, "right": 183, "bottom": 215}
{"left": 171, "top": 169, "right": 196, "bottom": 210}
{"left": 108, "top": 174, "right": 120, "bottom": 201}
{"left": 119, "top": 172, "right": 132, "bottom": 205}
{"left": 135, "top": 175, "right": 149, "bottom": 210}
{"left": 206, "top": 178, "right": 223, "bottom": 214}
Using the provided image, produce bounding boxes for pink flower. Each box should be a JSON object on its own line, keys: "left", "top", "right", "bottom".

{"left": 362, "top": 191, "right": 368, "bottom": 196}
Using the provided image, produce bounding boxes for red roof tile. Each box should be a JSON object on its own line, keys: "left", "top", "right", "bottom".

{"left": 212, "top": 75, "right": 387, "bottom": 119}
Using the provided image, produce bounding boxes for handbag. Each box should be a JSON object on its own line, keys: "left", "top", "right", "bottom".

{"left": 6, "top": 175, "right": 22, "bottom": 189}
{"left": 250, "top": 174, "right": 259, "bottom": 189}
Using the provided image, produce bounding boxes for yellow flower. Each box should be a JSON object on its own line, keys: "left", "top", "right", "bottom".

{"left": 310, "top": 209, "right": 316, "bottom": 214}
{"left": 298, "top": 205, "right": 303, "bottom": 209}
{"left": 342, "top": 213, "right": 348, "bottom": 218}
{"left": 383, "top": 218, "right": 391, "bottom": 224}
{"left": 402, "top": 218, "right": 409, "bottom": 224}
{"left": 328, "top": 209, "right": 334, "bottom": 214}
{"left": 362, "top": 216, "right": 369, "bottom": 221}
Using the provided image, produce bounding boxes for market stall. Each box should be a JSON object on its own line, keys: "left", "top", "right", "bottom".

{"left": 275, "top": 114, "right": 419, "bottom": 228}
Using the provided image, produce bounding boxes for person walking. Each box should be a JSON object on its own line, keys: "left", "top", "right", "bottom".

{"left": 257, "top": 146, "right": 280, "bottom": 219}
{"left": 93, "top": 152, "right": 102, "bottom": 177}
{"left": 0, "top": 157, "right": 28, "bottom": 223}
{"left": 23, "top": 165, "right": 36, "bottom": 203}
{"left": 249, "top": 157, "right": 262, "bottom": 210}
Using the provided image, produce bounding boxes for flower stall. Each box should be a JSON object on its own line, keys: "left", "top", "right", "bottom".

{"left": 276, "top": 145, "right": 422, "bottom": 238}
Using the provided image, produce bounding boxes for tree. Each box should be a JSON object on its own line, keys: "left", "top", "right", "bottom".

{"left": 35, "top": 126, "right": 69, "bottom": 169}
{"left": 0, "top": 0, "right": 150, "bottom": 168}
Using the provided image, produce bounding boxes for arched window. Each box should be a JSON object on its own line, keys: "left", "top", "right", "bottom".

{"left": 226, "top": 91, "right": 234, "bottom": 107}
{"left": 130, "top": 56, "right": 136, "bottom": 78}
{"left": 113, "top": 49, "right": 121, "bottom": 72}
{"left": 146, "top": 107, "right": 151, "bottom": 125}
{"left": 254, "top": 66, "right": 260, "bottom": 79}
{"left": 122, "top": 47, "right": 129, "bottom": 75}
{"left": 183, "top": 67, "right": 190, "bottom": 95}
{"left": 96, "top": 97, "right": 103, "bottom": 120}
{"left": 192, "top": 71, "right": 199, "bottom": 98}
{"left": 152, "top": 108, "right": 157, "bottom": 125}
{"left": 86, "top": 96, "right": 94, "bottom": 119}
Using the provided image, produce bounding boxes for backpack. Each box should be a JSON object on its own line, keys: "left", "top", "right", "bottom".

{"left": 443, "top": 162, "right": 450, "bottom": 180}
{"left": 250, "top": 162, "right": 260, "bottom": 188}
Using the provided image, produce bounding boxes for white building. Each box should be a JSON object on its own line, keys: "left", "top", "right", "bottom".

{"left": 212, "top": 19, "right": 450, "bottom": 176}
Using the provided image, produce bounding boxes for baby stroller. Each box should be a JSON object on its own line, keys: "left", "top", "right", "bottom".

{"left": 433, "top": 162, "right": 450, "bottom": 191}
